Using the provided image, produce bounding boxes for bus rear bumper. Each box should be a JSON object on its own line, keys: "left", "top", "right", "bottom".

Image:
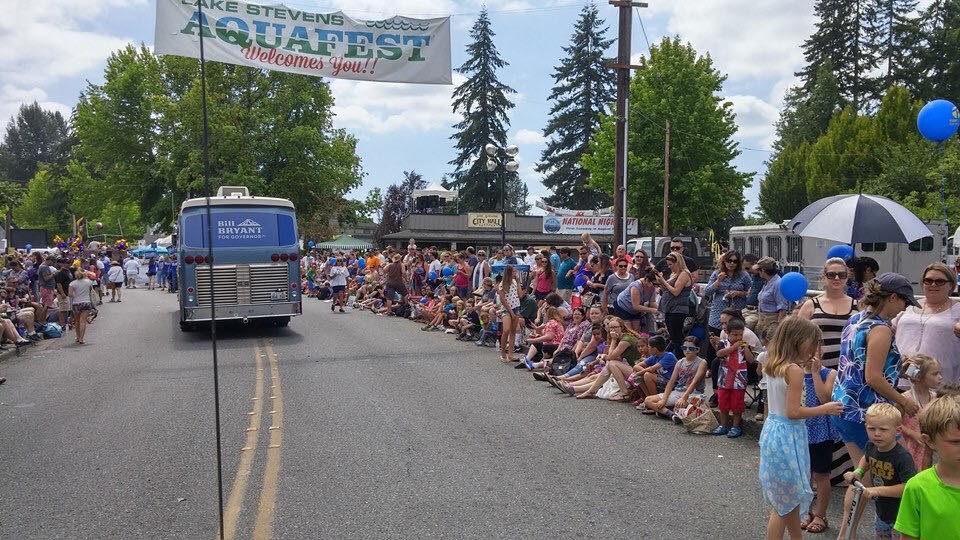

{"left": 182, "top": 302, "right": 301, "bottom": 322}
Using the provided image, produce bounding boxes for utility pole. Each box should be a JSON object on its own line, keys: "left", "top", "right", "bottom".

{"left": 662, "top": 120, "right": 671, "bottom": 236}
{"left": 610, "top": 1, "right": 646, "bottom": 247}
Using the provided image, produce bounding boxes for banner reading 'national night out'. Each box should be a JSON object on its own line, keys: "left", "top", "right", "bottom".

{"left": 155, "top": 0, "right": 452, "bottom": 84}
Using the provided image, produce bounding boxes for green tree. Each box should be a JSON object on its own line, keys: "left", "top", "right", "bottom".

{"left": 805, "top": 106, "right": 880, "bottom": 200}
{"left": 797, "top": 0, "right": 874, "bottom": 111}
{"left": 773, "top": 63, "right": 843, "bottom": 152}
{"left": 582, "top": 37, "right": 752, "bottom": 234}
{"left": 537, "top": 3, "right": 614, "bottom": 210}
{"left": 759, "top": 142, "right": 813, "bottom": 222}
{"left": 863, "top": 0, "right": 924, "bottom": 102}
{"left": 918, "top": 0, "right": 960, "bottom": 104}
{"left": 12, "top": 166, "right": 70, "bottom": 236}
{"left": 0, "top": 102, "right": 72, "bottom": 184}
{"left": 73, "top": 44, "right": 363, "bottom": 233}
{"left": 448, "top": 10, "right": 529, "bottom": 214}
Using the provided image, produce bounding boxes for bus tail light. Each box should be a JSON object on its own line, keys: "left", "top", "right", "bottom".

{"left": 195, "top": 255, "right": 206, "bottom": 264}
{"left": 271, "top": 253, "right": 280, "bottom": 262}
{"left": 279, "top": 253, "right": 289, "bottom": 262}
{"left": 187, "top": 287, "right": 195, "bottom": 293}
{"left": 184, "top": 255, "right": 195, "bottom": 264}
{"left": 205, "top": 256, "right": 214, "bottom": 264}
{"left": 291, "top": 282, "right": 298, "bottom": 288}
{"left": 289, "top": 253, "right": 299, "bottom": 261}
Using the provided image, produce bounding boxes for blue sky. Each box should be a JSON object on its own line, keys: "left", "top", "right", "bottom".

{"left": 2, "top": 0, "right": 838, "bottom": 217}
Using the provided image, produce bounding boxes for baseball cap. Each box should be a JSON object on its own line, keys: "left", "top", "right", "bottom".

{"left": 876, "top": 272, "right": 920, "bottom": 307}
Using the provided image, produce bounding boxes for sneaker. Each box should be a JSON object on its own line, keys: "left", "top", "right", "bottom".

{"left": 710, "top": 426, "right": 730, "bottom": 436}
{"left": 524, "top": 358, "right": 534, "bottom": 370}
{"left": 671, "top": 414, "right": 682, "bottom": 425}
{"left": 444, "top": 328, "right": 456, "bottom": 334}
{"left": 727, "top": 426, "right": 743, "bottom": 438}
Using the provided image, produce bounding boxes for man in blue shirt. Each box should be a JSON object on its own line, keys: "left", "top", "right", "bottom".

{"left": 502, "top": 244, "right": 519, "bottom": 266}
{"left": 556, "top": 247, "right": 576, "bottom": 302}
{"left": 549, "top": 246, "right": 560, "bottom": 271}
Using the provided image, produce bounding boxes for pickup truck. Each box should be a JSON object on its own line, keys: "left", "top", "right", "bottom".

{"left": 625, "top": 235, "right": 715, "bottom": 281}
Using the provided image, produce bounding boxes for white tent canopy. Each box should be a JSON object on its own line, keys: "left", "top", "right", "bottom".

{"left": 413, "top": 183, "right": 458, "bottom": 201}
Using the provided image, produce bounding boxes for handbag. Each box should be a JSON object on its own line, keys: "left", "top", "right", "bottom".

{"left": 596, "top": 378, "right": 620, "bottom": 400}
{"left": 549, "top": 349, "right": 577, "bottom": 376}
{"left": 678, "top": 394, "right": 719, "bottom": 434}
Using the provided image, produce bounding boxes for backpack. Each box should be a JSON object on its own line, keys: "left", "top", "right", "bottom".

{"left": 549, "top": 348, "right": 577, "bottom": 376}
{"left": 41, "top": 323, "right": 63, "bottom": 338}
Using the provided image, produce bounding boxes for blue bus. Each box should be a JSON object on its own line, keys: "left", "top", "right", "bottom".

{"left": 177, "top": 186, "right": 302, "bottom": 331}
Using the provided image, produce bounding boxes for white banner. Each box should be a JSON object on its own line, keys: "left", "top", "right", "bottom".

{"left": 542, "top": 215, "right": 639, "bottom": 236}
{"left": 155, "top": 0, "right": 452, "bottom": 84}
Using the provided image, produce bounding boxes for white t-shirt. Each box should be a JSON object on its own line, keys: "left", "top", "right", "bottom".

{"left": 428, "top": 259, "right": 441, "bottom": 275}
{"left": 328, "top": 266, "right": 348, "bottom": 287}
{"left": 107, "top": 266, "right": 125, "bottom": 283}
{"left": 123, "top": 259, "right": 140, "bottom": 275}
{"left": 523, "top": 254, "right": 537, "bottom": 267}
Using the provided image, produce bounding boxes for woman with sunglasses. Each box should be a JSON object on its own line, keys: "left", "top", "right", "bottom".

{"left": 797, "top": 257, "right": 859, "bottom": 369}
{"left": 831, "top": 273, "right": 921, "bottom": 465}
{"left": 602, "top": 257, "right": 633, "bottom": 315}
{"left": 703, "top": 250, "right": 752, "bottom": 336}
{"left": 893, "top": 262, "right": 960, "bottom": 384}
{"left": 631, "top": 249, "right": 653, "bottom": 277}
{"left": 656, "top": 253, "right": 693, "bottom": 357}
{"left": 584, "top": 254, "right": 612, "bottom": 306}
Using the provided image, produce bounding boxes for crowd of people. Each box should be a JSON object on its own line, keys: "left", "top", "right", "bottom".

{"left": 302, "top": 234, "right": 960, "bottom": 539}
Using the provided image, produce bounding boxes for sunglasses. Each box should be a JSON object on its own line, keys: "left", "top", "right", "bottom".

{"left": 666, "top": 258, "right": 677, "bottom": 263}
{"left": 681, "top": 345, "right": 700, "bottom": 352}
{"left": 671, "top": 246, "right": 683, "bottom": 251}
{"left": 726, "top": 259, "right": 739, "bottom": 264}
{"left": 825, "top": 272, "right": 848, "bottom": 280}
{"left": 923, "top": 277, "right": 950, "bottom": 287}
{"left": 617, "top": 264, "right": 628, "bottom": 269}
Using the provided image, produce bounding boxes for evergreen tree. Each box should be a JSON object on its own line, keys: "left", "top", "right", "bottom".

{"left": 863, "top": 0, "right": 924, "bottom": 102}
{"left": 448, "top": 10, "right": 529, "bottom": 214}
{"left": 797, "top": 0, "right": 874, "bottom": 111}
{"left": 0, "top": 102, "right": 72, "bottom": 184}
{"left": 536, "top": 3, "right": 614, "bottom": 210}
{"left": 773, "top": 64, "right": 843, "bottom": 152}
{"left": 919, "top": 0, "right": 960, "bottom": 104}
{"left": 582, "top": 38, "right": 751, "bottom": 234}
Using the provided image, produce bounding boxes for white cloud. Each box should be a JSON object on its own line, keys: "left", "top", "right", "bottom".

{"left": 664, "top": 1, "right": 816, "bottom": 82}
{"left": 514, "top": 128, "right": 545, "bottom": 145}
{"left": 726, "top": 94, "right": 780, "bottom": 150}
{"left": 0, "top": 86, "right": 73, "bottom": 129}
{"left": 329, "top": 73, "right": 465, "bottom": 134}
{"left": 1, "top": 2, "right": 140, "bottom": 87}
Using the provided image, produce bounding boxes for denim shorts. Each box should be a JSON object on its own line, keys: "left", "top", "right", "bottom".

{"left": 831, "top": 416, "right": 868, "bottom": 450}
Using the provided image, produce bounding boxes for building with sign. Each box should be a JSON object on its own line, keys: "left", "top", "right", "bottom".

{"left": 381, "top": 212, "right": 636, "bottom": 252}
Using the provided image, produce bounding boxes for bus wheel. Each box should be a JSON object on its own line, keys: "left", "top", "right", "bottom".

{"left": 274, "top": 317, "right": 290, "bottom": 327}
{"left": 180, "top": 321, "right": 195, "bottom": 332}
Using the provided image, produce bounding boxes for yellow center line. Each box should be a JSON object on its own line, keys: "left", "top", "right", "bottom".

{"left": 219, "top": 341, "right": 265, "bottom": 540}
{"left": 253, "top": 339, "right": 284, "bottom": 540}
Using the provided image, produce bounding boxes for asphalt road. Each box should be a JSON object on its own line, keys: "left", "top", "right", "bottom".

{"left": 0, "top": 289, "right": 865, "bottom": 539}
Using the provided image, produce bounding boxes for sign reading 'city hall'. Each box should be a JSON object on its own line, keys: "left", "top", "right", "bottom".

{"left": 156, "top": 0, "right": 452, "bottom": 84}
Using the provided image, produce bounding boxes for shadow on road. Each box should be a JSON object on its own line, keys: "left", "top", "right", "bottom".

{"left": 169, "top": 311, "right": 306, "bottom": 351}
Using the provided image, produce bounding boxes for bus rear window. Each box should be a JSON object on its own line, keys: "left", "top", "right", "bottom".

{"left": 182, "top": 210, "right": 297, "bottom": 248}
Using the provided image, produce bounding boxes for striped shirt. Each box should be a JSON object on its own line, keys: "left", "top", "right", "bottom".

{"left": 810, "top": 296, "right": 857, "bottom": 368}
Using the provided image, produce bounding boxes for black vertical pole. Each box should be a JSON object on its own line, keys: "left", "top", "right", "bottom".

{"left": 196, "top": 3, "right": 226, "bottom": 539}
{"left": 612, "top": 0, "right": 632, "bottom": 248}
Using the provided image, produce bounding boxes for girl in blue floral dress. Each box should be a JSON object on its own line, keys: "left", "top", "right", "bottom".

{"left": 759, "top": 317, "right": 843, "bottom": 539}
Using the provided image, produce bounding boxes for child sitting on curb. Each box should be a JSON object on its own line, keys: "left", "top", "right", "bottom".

{"left": 642, "top": 335, "right": 707, "bottom": 418}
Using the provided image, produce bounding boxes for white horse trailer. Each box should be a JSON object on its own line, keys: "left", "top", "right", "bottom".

{"left": 728, "top": 221, "right": 948, "bottom": 293}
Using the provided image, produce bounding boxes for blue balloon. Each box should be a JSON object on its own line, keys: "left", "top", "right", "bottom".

{"left": 24, "top": 243, "right": 32, "bottom": 252}
{"left": 917, "top": 99, "right": 959, "bottom": 142}
{"left": 428, "top": 271, "right": 438, "bottom": 281}
{"left": 442, "top": 266, "right": 455, "bottom": 277}
{"left": 779, "top": 272, "right": 809, "bottom": 302}
{"left": 307, "top": 240, "right": 316, "bottom": 249}
{"left": 826, "top": 244, "right": 854, "bottom": 261}
{"left": 357, "top": 258, "right": 366, "bottom": 269}
{"left": 328, "top": 257, "right": 336, "bottom": 266}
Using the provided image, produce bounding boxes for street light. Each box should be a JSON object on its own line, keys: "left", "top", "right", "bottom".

{"left": 483, "top": 143, "right": 520, "bottom": 245}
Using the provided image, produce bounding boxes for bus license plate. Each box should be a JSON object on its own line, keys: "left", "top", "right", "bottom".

{"left": 271, "top": 291, "right": 287, "bottom": 301}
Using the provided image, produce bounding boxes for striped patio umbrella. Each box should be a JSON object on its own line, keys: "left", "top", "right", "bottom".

{"left": 789, "top": 194, "right": 933, "bottom": 244}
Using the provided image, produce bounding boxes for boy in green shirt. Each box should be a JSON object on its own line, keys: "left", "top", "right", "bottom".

{"left": 894, "top": 394, "right": 960, "bottom": 540}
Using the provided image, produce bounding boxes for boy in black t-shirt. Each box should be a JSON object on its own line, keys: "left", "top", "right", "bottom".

{"left": 837, "top": 403, "right": 917, "bottom": 539}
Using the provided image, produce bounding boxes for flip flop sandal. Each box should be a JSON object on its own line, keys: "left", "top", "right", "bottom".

{"left": 805, "top": 515, "right": 827, "bottom": 534}
{"left": 800, "top": 512, "right": 813, "bottom": 530}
